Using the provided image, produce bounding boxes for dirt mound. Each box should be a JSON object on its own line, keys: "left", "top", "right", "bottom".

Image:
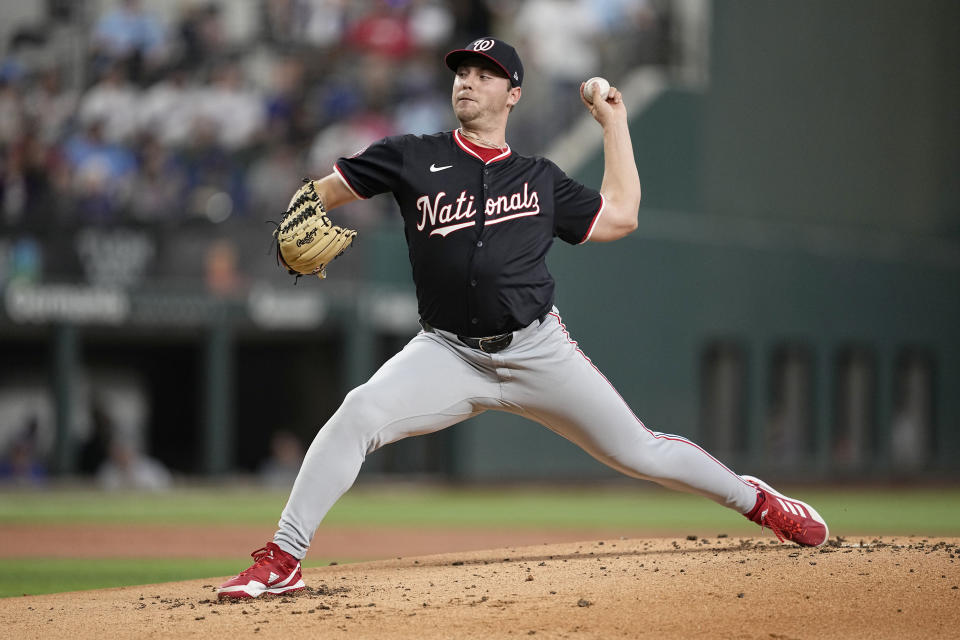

{"left": 2, "top": 536, "right": 958, "bottom": 639}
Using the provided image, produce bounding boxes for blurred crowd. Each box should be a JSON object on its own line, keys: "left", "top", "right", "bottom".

{"left": 0, "top": 0, "right": 668, "bottom": 236}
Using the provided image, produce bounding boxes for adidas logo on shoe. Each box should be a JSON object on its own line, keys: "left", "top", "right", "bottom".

{"left": 743, "top": 476, "right": 829, "bottom": 547}
{"left": 218, "top": 542, "right": 306, "bottom": 599}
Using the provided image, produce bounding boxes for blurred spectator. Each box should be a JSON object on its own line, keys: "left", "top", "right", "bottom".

{"left": 357, "top": 52, "right": 399, "bottom": 112}
{"left": 409, "top": 0, "right": 455, "bottom": 50}
{"left": 193, "top": 61, "right": 266, "bottom": 151}
{"left": 345, "top": 1, "right": 416, "bottom": 59}
{"left": 177, "top": 2, "right": 226, "bottom": 70}
{"left": 77, "top": 63, "right": 140, "bottom": 144}
{"left": 2, "top": 23, "right": 61, "bottom": 89}
{"left": 0, "top": 41, "right": 28, "bottom": 87}
{"left": 0, "top": 77, "right": 23, "bottom": 146}
{"left": 393, "top": 52, "right": 454, "bottom": 135}
{"left": 204, "top": 237, "right": 245, "bottom": 295}
{"left": 264, "top": 0, "right": 348, "bottom": 49}
{"left": 261, "top": 55, "right": 307, "bottom": 142}
{"left": 179, "top": 119, "right": 247, "bottom": 222}
{"left": 590, "top": 0, "right": 655, "bottom": 32}
{"left": 62, "top": 118, "right": 137, "bottom": 223}
{"left": 91, "top": 0, "right": 169, "bottom": 82}
{"left": 23, "top": 67, "right": 79, "bottom": 146}
{"left": 309, "top": 70, "right": 364, "bottom": 129}
{"left": 137, "top": 64, "right": 196, "bottom": 148}
{"left": 259, "top": 430, "right": 305, "bottom": 488}
{"left": 128, "top": 134, "right": 186, "bottom": 223}
{"left": 97, "top": 435, "right": 173, "bottom": 491}
{"left": 3, "top": 117, "right": 63, "bottom": 227}
{"left": 393, "top": 90, "right": 450, "bottom": 136}
{"left": 0, "top": 418, "right": 47, "bottom": 487}
{"left": 514, "top": 0, "right": 603, "bottom": 149}
{"left": 247, "top": 141, "right": 304, "bottom": 216}
{"left": 262, "top": 0, "right": 296, "bottom": 44}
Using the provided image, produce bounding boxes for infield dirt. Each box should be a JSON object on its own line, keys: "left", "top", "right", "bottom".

{"left": 2, "top": 535, "right": 958, "bottom": 639}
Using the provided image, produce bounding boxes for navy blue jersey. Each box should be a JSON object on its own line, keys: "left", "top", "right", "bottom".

{"left": 334, "top": 129, "right": 604, "bottom": 337}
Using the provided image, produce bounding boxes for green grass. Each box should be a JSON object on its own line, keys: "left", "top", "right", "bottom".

{"left": 2, "top": 484, "right": 959, "bottom": 597}
{"left": 2, "top": 484, "right": 960, "bottom": 532}
{"left": 0, "top": 557, "right": 341, "bottom": 598}
{"left": 0, "top": 487, "right": 292, "bottom": 525}
{"left": 0, "top": 558, "right": 239, "bottom": 598}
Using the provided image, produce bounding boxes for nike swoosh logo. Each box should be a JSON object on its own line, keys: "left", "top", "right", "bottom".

{"left": 430, "top": 164, "right": 453, "bottom": 172}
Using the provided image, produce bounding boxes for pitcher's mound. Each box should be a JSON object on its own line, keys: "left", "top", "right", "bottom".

{"left": 4, "top": 536, "right": 958, "bottom": 639}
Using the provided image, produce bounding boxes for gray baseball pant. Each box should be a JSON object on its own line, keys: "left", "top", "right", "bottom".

{"left": 274, "top": 308, "right": 758, "bottom": 559}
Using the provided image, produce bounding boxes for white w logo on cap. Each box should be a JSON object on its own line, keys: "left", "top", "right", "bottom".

{"left": 472, "top": 39, "right": 495, "bottom": 51}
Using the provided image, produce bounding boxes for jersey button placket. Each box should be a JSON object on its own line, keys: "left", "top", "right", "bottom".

{"left": 481, "top": 165, "right": 489, "bottom": 228}
{"left": 469, "top": 164, "right": 488, "bottom": 333}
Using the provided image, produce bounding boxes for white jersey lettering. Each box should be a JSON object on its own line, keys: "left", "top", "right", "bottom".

{"left": 417, "top": 184, "right": 540, "bottom": 237}
{"left": 416, "top": 190, "right": 478, "bottom": 233}
{"left": 485, "top": 183, "right": 539, "bottom": 220}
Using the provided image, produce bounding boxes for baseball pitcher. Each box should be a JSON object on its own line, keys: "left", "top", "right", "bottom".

{"left": 219, "top": 37, "right": 829, "bottom": 600}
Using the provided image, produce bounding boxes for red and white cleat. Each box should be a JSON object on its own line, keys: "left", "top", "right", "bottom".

{"left": 742, "top": 475, "right": 829, "bottom": 548}
{"left": 218, "top": 542, "right": 306, "bottom": 600}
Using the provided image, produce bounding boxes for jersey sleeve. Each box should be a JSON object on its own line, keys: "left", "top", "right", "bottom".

{"left": 333, "top": 136, "right": 405, "bottom": 199}
{"left": 549, "top": 161, "right": 605, "bottom": 245}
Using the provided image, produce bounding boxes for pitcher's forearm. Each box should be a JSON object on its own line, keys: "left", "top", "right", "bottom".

{"left": 594, "top": 119, "right": 642, "bottom": 240}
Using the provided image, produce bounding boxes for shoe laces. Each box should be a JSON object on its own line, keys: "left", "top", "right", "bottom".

{"left": 238, "top": 545, "right": 280, "bottom": 576}
{"left": 760, "top": 502, "right": 806, "bottom": 543}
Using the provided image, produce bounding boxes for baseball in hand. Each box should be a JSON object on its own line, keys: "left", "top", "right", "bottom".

{"left": 583, "top": 76, "right": 611, "bottom": 103}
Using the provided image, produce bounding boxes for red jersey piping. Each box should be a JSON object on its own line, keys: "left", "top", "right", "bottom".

{"left": 579, "top": 194, "right": 606, "bottom": 243}
{"left": 453, "top": 129, "right": 512, "bottom": 164}
{"left": 333, "top": 163, "right": 365, "bottom": 200}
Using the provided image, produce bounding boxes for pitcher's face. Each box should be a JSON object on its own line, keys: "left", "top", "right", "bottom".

{"left": 452, "top": 59, "right": 519, "bottom": 124}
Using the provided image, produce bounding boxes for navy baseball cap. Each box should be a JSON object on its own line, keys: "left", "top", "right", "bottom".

{"left": 444, "top": 37, "right": 523, "bottom": 87}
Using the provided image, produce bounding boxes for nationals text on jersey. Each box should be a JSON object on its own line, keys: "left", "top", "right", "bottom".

{"left": 416, "top": 183, "right": 540, "bottom": 237}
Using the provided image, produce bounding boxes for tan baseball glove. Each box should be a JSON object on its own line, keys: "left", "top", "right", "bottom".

{"left": 275, "top": 179, "right": 357, "bottom": 279}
